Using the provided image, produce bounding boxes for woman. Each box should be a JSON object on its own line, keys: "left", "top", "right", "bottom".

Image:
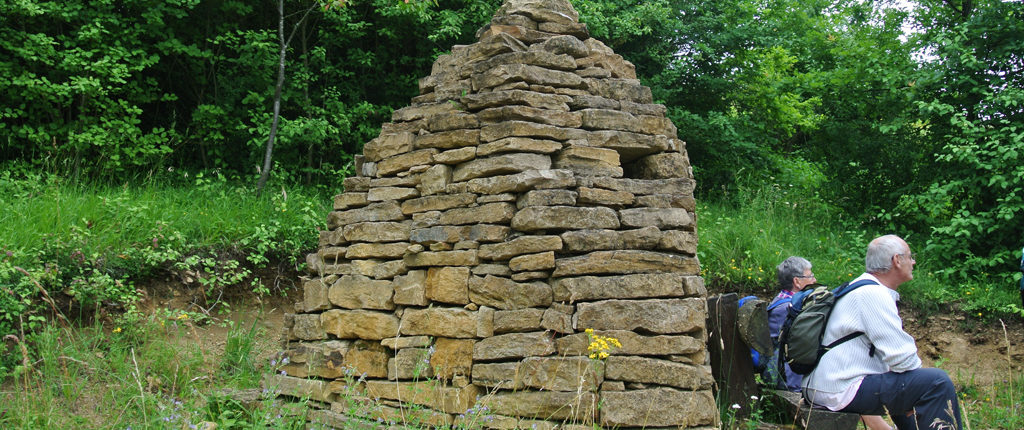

{"left": 766, "top": 256, "right": 817, "bottom": 391}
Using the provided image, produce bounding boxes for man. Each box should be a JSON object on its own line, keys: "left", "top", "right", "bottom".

{"left": 803, "top": 235, "right": 962, "bottom": 430}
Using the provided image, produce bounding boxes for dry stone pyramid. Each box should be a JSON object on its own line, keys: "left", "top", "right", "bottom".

{"left": 274, "top": 0, "right": 717, "bottom": 427}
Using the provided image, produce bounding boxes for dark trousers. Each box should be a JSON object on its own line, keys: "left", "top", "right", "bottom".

{"left": 841, "top": 368, "right": 962, "bottom": 430}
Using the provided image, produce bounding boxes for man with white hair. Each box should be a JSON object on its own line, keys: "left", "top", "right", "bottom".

{"left": 803, "top": 234, "right": 962, "bottom": 430}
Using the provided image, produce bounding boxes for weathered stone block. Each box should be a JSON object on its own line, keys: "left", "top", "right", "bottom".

{"left": 327, "top": 201, "right": 404, "bottom": 230}
{"left": 377, "top": 149, "right": 438, "bottom": 177}
{"left": 414, "top": 129, "right": 481, "bottom": 150}
{"left": 333, "top": 192, "right": 369, "bottom": 210}
{"left": 559, "top": 227, "right": 661, "bottom": 252}
{"left": 471, "top": 362, "right": 523, "bottom": 389}
{"left": 462, "top": 89, "right": 571, "bottom": 111}
{"left": 478, "top": 105, "right": 582, "bottom": 128}
{"left": 465, "top": 169, "right": 575, "bottom": 194}
{"left": 519, "top": 356, "right": 602, "bottom": 391}
{"left": 401, "top": 193, "right": 477, "bottom": 214}
{"left": 493, "top": 308, "right": 545, "bottom": 333}
{"left": 342, "top": 221, "right": 411, "bottom": 243}
{"left": 577, "top": 187, "right": 633, "bottom": 207}
{"left": 516, "top": 189, "right": 577, "bottom": 208}
{"left": 553, "top": 146, "right": 622, "bottom": 177}
{"left": 343, "top": 176, "right": 370, "bottom": 192}
{"left": 265, "top": 373, "right": 334, "bottom": 403}
{"left": 599, "top": 388, "right": 717, "bottom": 428}
{"left": 393, "top": 270, "right": 428, "bottom": 306}
{"left": 477, "top": 136, "right": 563, "bottom": 157}
{"left": 292, "top": 313, "right": 326, "bottom": 340}
{"left": 367, "top": 186, "right": 420, "bottom": 202}
{"left": 427, "top": 112, "right": 479, "bottom": 132}
{"left": 433, "top": 146, "right": 477, "bottom": 165}
{"left": 344, "top": 339, "right": 390, "bottom": 378}
{"left": 278, "top": 340, "right": 350, "bottom": 379}
{"left": 364, "top": 380, "right": 481, "bottom": 415}
{"left": 328, "top": 274, "right": 395, "bottom": 310}
{"left": 344, "top": 242, "right": 409, "bottom": 259}
{"left": 635, "top": 193, "right": 697, "bottom": 211}
{"left": 404, "top": 249, "right": 479, "bottom": 267}
{"left": 540, "top": 305, "right": 573, "bottom": 333}
{"left": 416, "top": 164, "right": 452, "bottom": 196}
{"left": 478, "top": 235, "right": 563, "bottom": 260}
{"left": 618, "top": 207, "right": 693, "bottom": 229}
{"left": 480, "top": 121, "right": 583, "bottom": 143}
{"left": 576, "top": 176, "right": 695, "bottom": 196}
{"left": 552, "top": 250, "right": 699, "bottom": 276}
{"left": 571, "top": 130, "right": 667, "bottom": 162}
{"left": 574, "top": 298, "right": 705, "bottom": 334}
{"left": 553, "top": 273, "right": 692, "bottom": 302}
{"left": 469, "top": 275, "right": 553, "bottom": 310}
{"left": 321, "top": 309, "right": 400, "bottom": 339}
{"left": 509, "top": 251, "right": 555, "bottom": 272}
{"left": 364, "top": 132, "right": 415, "bottom": 162}
{"left": 659, "top": 230, "right": 698, "bottom": 254}
{"left": 481, "top": 391, "right": 595, "bottom": 423}
{"left": 627, "top": 152, "right": 691, "bottom": 179}
{"left": 452, "top": 153, "right": 552, "bottom": 182}
{"left": 605, "top": 356, "right": 713, "bottom": 390}
{"left": 388, "top": 347, "right": 434, "bottom": 380}
{"left": 426, "top": 266, "right": 470, "bottom": 305}
{"left": 348, "top": 259, "right": 407, "bottom": 280}
{"left": 560, "top": 328, "right": 705, "bottom": 358}
{"left": 382, "top": 335, "right": 432, "bottom": 350}
{"left": 512, "top": 206, "right": 619, "bottom": 231}
{"left": 473, "top": 331, "right": 556, "bottom": 361}
{"left": 472, "top": 64, "right": 585, "bottom": 91}
{"left": 439, "top": 202, "right": 516, "bottom": 225}
{"left": 400, "top": 307, "right": 486, "bottom": 338}
{"left": 431, "top": 337, "right": 475, "bottom": 379}
{"left": 303, "top": 278, "right": 331, "bottom": 312}
{"left": 392, "top": 102, "right": 460, "bottom": 122}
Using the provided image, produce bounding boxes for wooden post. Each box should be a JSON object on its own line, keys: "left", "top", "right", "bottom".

{"left": 706, "top": 293, "right": 759, "bottom": 418}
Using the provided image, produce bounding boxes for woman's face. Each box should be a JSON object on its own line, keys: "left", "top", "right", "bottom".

{"left": 792, "top": 268, "right": 816, "bottom": 292}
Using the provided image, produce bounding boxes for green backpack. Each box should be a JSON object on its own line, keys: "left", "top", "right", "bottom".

{"left": 778, "top": 279, "right": 878, "bottom": 375}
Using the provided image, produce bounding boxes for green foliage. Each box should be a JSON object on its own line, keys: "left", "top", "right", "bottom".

{"left": 896, "top": 0, "right": 1024, "bottom": 284}
{"left": 0, "top": 171, "right": 327, "bottom": 342}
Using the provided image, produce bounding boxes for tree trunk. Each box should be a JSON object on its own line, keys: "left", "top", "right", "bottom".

{"left": 256, "top": 0, "right": 288, "bottom": 196}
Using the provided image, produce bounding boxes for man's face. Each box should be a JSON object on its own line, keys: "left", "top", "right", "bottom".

{"left": 894, "top": 241, "right": 915, "bottom": 284}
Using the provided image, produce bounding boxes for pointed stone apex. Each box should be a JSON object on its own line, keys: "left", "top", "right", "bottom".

{"left": 478, "top": 0, "right": 589, "bottom": 41}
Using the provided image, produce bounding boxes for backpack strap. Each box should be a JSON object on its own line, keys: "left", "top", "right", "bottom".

{"left": 821, "top": 279, "right": 880, "bottom": 353}
{"left": 766, "top": 296, "right": 792, "bottom": 311}
{"left": 833, "top": 279, "right": 878, "bottom": 298}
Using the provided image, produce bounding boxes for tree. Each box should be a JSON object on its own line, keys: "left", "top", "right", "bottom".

{"left": 898, "top": 0, "right": 1024, "bottom": 281}
{"left": 256, "top": 0, "right": 322, "bottom": 196}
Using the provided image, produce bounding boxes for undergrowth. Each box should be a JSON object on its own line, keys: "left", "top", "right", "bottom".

{"left": 0, "top": 169, "right": 328, "bottom": 376}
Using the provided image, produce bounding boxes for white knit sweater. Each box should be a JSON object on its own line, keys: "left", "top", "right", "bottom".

{"left": 802, "top": 273, "right": 922, "bottom": 406}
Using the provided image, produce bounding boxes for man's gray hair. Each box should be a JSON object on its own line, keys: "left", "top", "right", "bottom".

{"left": 777, "top": 256, "right": 812, "bottom": 291}
{"left": 865, "top": 234, "right": 904, "bottom": 274}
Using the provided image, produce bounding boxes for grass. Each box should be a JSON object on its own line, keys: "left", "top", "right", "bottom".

{"left": 2, "top": 170, "right": 1023, "bottom": 428}
{"left": 0, "top": 309, "right": 308, "bottom": 429}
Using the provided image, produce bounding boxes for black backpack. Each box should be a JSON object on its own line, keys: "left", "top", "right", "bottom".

{"left": 777, "top": 279, "right": 878, "bottom": 375}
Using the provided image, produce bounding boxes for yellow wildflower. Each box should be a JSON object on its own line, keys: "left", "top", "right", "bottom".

{"left": 113, "top": 327, "right": 122, "bottom": 333}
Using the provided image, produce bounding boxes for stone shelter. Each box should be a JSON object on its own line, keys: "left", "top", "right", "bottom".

{"left": 273, "top": 0, "right": 717, "bottom": 427}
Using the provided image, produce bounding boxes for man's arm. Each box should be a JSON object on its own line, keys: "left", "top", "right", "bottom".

{"left": 858, "top": 287, "right": 921, "bottom": 372}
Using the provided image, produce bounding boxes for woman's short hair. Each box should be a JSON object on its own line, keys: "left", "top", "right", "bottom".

{"left": 776, "top": 256, "right": 811, "bottom": 291}
{"left": 866, "top": 234, "right": 903, "bottom": 273}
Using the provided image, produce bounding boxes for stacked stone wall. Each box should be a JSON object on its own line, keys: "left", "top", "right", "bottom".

{"left": 276, "top": 0, "right": 718, "bottom": 427}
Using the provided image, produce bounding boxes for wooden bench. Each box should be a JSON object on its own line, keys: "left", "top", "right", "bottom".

{"left": 707, "top": 293, "right": 863, "bottom": 429}
{"left": 770, "top": 389, "right": 862, "bottom": 430}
